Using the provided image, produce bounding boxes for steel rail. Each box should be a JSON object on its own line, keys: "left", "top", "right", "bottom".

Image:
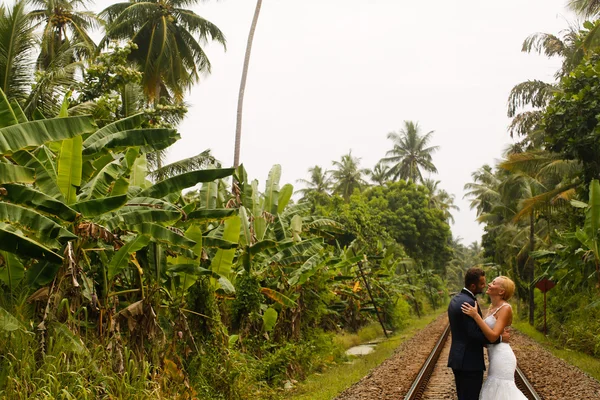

{"left": 403, "top": 324, "right": 450, "bottom": 400}
{"left": 403, "top": 323, "right": 542, "bottom": 400}
{"left": 515, "top": 365, "right": 542, "bottom": 400}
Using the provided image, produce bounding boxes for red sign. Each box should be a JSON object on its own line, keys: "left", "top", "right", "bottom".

{"left": 535, "top": 278, "right": 556, "bottom": 293}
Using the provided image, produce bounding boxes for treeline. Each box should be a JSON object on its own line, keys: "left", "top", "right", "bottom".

{"left": 0, "top": 1, "right": 462, "bottom": 399}
{"left": 463, "top": 1, "right": 600, "bottom": 357}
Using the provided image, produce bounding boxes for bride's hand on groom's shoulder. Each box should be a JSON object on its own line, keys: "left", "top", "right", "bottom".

{"left": 461, "top": 302, "right": 478, "bottom": 318}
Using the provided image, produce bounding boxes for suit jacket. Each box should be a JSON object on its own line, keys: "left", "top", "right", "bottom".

{"left": 447, "top": 289, "right": 494, "bottom": 371}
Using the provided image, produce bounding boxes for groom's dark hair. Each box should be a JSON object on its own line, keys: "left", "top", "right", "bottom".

{"left": 465, "top": 267, "right": 485, "bottom": 287}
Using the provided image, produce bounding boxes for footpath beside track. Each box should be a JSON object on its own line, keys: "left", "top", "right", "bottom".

{"left": 336, "top": 313, "right": 600, "bottom": 400}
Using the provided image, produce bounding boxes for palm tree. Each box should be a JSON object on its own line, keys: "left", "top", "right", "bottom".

{"left": 365, "top": 161, "right": 389, "bottom": 186}
{"left": 464, "top": 165, "right": 502, "bottom": 218}
{"left": 100, "top": 0, "right": 226, "bottom": 103}
{"left": 568, "top": 0, "right": 600, "bottom": 17}
{"left": 423, "top": 179, "right": 459, "bottom": 224}
{"left": 28, "top": 0, "right": 99, "bottom": 68}
{"left": 234, "top": 0, "right": 262, "bottom": 168}
{"left": 381, "top": 121, "right": 439, "bottom": 183}
{"left": 0, "top": 1, "right": 36, "bottom": 102}
{"left": 330, "top": 151, "right": 368, "bottom": 200}
{"left": 507, "top": 25, "right": 584, "bottom": 140}
{"left": 296, "top": 165, "right": 331, "bottom": 199}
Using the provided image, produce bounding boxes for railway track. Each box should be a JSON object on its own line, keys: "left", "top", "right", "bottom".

{"left": 403, "top": 324, "right": 542, "bottom": 400}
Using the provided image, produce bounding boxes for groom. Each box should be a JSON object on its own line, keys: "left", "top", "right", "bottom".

{"left": 447, "top": 267, "right": 508, "bottom": 400}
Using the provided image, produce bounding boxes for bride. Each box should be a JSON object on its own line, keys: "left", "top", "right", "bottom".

{"left": 461, "top": 276, "right": 527, "bottom": 400}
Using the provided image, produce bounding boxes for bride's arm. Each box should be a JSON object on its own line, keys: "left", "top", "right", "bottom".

{"left": 461, "top": 303, "right": 511, "bottom": 342}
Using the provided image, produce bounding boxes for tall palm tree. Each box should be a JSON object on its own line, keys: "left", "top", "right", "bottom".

{"left": 234, "top": 0, "right": 262, "bottom": 168}
{"left": 381, "top": 121, "right": 439, "bottom": 183}
{"left": 28, "top": 0, "right": 99, "bottom": 68}
{"left": 508, "top": 25, "right": 584, "bottom": 140}
{"left": 365, "top": 161, "right": 389, "bottom": 186}
{"left": 296, "top": 165, "right": 331, "bottom": 199}
{"left": 100, "top": 0, "right": 226, "bottom": 103}
{"left": 330, "top": 151, "right": 368, "bottom": 200}
{"left": 568, "top": 0, "right": 600, "bottom": 17}
{"left": 423, "top": 179, "right": 459, "bottom": 223}
{"left": 0, "top": 1, "right": 36, "bottom": 102}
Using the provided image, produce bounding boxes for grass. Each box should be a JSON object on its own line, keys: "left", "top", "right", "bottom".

{"left": 286, "top": 310, "right": 443, "bottom": 400}
{"left": 513, "top": 319, "right": 600, "bottom": 382}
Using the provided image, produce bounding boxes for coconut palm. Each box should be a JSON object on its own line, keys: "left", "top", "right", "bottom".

{"left": 330, "top": 151, "right": 368, "bottom": 200}
{"left": 234, "top": 0, "right": 262, "bottom": 168}
{"left": 508, "top": 25, "right": 584, "bottom": 140}
{"left": 0, "top": 1, "right": 36, "bottom": 102}
{"left": 365, "top": 161, "right": 389, "bottom": 186}
{"left": 296, "top": 165, "right": 331, "bottom": 199}
{"left": 28, "top": 0, "right": 99, "bottom": 68}
{"left": 568, "top": 0, "right": 600, "bottom": 17}
{"left": 381, "top": 121, "right": 439, "bottom": 183}
{"left": 423, "top": 179, "right": 459, "bottom": 224}
{"left": 100, "top": 0, "right": 226, "bottom": 103}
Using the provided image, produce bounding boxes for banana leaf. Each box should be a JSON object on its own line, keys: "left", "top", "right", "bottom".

{"left": 184, "top": 225, "right": 203, "bottom": 257}
{"left": 0, "top": 226, "right": 62, "bottom": 263}
{"left": 107, "top": 235, "right": 151, "bottom": 280}
{"left": 129, "top": 223, "right": 196, "bottom": 249}
{"left": 138, "top": 168, "right": 235, "bottom": 199}
{"left": 277, "top": 184, "right": 293, "bottom": 214}
{"left": 263, "top": 165, "right": 281, "bottom": 215}
{"left": 0, "top": 163, "right": 34, "bottom": 184}
{"left": 56, "top": 136, "right": 83, "bottom": 204}
{"left": 13, "top": 147, "right": 63, "bottom": 199}
{"left": 0, "top": 306, "right": 22, "bottom": 332}
{"left": 78, "top": 160, "right": 123, "bottom": 200}
{"left": 0, "top": 203, "right": 76, "bottom": 248}
{"left": 288, "top": 253, "right": 326, "bottom": 286}
{"left": 0, "top": 116, "right": 95, "bottom": 155}
{"left": 82, "top": 113, "right": 144, "bottom": 147}
{"left": 202, "top": 236, "right": 238, "bottom": 249}
{"left": 210, "top": 216, "right": 241, "bottom": 278}
{"left": 104, "top": 208, "right": 182, "bottom": 231}
{"left": 82, "top": 128, "right": 180, "bottom": 155}
{"left": 0, "top": 251, "right": 25, "bottom": 291}
{"left": 71, "top": 195, "right": 128, "bottom": 217}
{"left": 187, "top": 208, "right": 236, "bottom": 221}
{"left": 0, "top": 184, "right": 77, "bottom": 221}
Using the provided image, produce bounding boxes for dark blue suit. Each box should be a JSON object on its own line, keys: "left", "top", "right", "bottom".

{"left": 447, "top": 288, "right": 496, "bottom": 400}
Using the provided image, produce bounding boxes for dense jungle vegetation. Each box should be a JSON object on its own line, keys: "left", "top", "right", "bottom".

{"left": 0, "top": 0, "right": 599, "bottom": 398}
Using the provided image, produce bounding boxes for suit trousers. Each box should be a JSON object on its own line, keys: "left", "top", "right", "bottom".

{"left": 452, "top": 369, "right": 483, "bottom": 400}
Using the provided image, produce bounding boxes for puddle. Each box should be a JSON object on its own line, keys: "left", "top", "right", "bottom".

{"left": 346, "top": 344, "right": 376, "bottom": 356}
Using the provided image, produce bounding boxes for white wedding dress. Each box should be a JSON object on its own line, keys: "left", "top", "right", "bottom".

{"left": 479, "top": 305, "right": 527, "bottom": 400}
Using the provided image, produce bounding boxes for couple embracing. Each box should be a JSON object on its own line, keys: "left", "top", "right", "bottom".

{"left": 447, "top": 267, "right": 527, "bottom": 400}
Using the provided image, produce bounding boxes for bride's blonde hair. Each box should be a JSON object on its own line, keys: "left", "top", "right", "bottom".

{"left": 497, "top": 276, "right": 515, "bottom": 301}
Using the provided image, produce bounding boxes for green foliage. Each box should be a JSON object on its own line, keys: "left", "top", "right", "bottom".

{"left": 543, "top": 54, "right": 600, "bottom": 183}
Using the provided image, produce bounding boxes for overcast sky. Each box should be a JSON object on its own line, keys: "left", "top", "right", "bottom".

{"left": 94, "top": 0, "right": 576, "bottom": 245}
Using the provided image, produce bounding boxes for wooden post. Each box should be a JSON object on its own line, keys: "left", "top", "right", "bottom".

{"left": 356, "top": 256, "right": 388, "bottom": 338}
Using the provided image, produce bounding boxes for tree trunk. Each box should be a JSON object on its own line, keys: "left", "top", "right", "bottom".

{"left": 234, "top": 0, "right": 262, "bottom": 168}
{"left": 528, "top": 211, "right": 535, "bottom": 326}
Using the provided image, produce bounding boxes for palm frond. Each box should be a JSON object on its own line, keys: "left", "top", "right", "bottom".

{"left": 149, "top": 150, "right": 220, "bottom": 181}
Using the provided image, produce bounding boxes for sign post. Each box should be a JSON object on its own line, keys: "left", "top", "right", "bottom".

{"left": 535, "top": 278, "right": 556, "bottom": 335}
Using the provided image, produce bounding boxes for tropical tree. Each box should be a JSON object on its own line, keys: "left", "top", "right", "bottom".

{"left": 100, "top": 0, "right": 226, "bottom": 103}
{"left": 507, "top": 25, "right": 583, "bottom": 141}
{"left": 0, "top": 1, "right": 36, "bottom": 102}
{"left": 423, "top": 179, "right": 459, "bottom": 224}
{"left": 380, "top": 120, "right": 438, "bottom": 183}
{"left": 366, "top": 161, "right": 389, "bottom": 186}
{"left": 296, "top": 165, "right": 331, "bottom": 200}
{"left": 330, "top": 151, "right": 368, "bottom": 200}
{"left": 234, "top": 0, "right": 262, "bottom": 168}
{"left": 568, "top": 0, "right": 600, "bottom": 17}
{"left": 28, "top": 0, "right": 99, "bottom": 68}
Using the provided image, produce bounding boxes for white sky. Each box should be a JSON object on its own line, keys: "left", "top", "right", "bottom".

{"left": 92, "top": 0, "right": 576, "bottom": 245}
